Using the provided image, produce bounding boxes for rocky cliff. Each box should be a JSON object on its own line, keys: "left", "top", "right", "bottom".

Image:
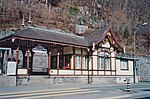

{"left": 0, "top": 0, "right": 149, "bottom": 55}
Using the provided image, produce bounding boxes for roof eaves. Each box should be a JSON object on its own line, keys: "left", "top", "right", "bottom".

{"left": 14, "top": 36, "right": 89, "bottom": 48}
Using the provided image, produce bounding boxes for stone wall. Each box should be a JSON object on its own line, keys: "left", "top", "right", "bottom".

{"left": 32, "top": 52, "right": 48, "bottom": 72}
{"left": 0, "top": 75, "right": 16, "bottom": 86}
{"left": 137, "top": 56, "right": 150, "bottom": 81}
{"left": 0, "top": 75, "right": 137, "bottom": 86}
{"left": 16, "top": 76, "right": 132, "bottom": 86}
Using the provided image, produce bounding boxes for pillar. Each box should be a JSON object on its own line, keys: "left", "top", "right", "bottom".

{"left": 26, "top": 49, "right": 30, "bottom": 75}
{"left": 5, "top": 50, "right": 9, "bottom": 61}
{"left": 11, "top": 49, "right": 13, "bottom": 61}
{"left": 16, "top": 48, "right": 19, "bottom": 64}
{"left": 1, "top": 50, "right": 5, "bottom": 74}
{"left": 21, "top": 49, "right": 26, "bottom": 68}
{"left": 47, "top": 50, "right": 51, "bottom": 75}
{"left": 5, "top": 50, "right": 9, "bottom": 74}
{"left": 30, "top": 50, "right": 34, "bottom": 75}
{"left": 73, "top": 47, "right": 75, "bottom": 75}
{"left": 57, "top": 50, "right": 60, "bottom": 75}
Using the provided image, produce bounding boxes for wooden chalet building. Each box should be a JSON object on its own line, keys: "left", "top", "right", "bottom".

{"left": 0, "top": 27, "right": 135, "bottom": 85}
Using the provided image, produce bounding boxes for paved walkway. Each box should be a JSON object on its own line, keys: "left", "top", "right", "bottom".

{"left": 0, "top": 82, "right": 150, "bottom": 99}
{"left": 0, "top": 82, "right": 143, "bottom": 92}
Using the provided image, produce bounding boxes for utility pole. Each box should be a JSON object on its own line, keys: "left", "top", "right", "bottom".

{"left": 133, "top": 22, "right": 147, "bottom": 83}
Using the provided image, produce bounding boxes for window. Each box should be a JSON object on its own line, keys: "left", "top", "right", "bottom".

{"left": 76, "top": 55, "right": 81, "bottom": 69}
{"left": 98, "top": 57, "right": 104, "bottom": 70}
{"left": 82, "top": 56, "right": 87, "bottom": 69}
{"left": 65, "top": 55, "right": 71, "bottom": 69}
{"left": 98, "top": 51, "right": 110, "bottom": 70}
{"left": 105, "top": 58, "right": 110, "bottom": 70}
{"left": 105, "top": 53, "right": 110, "bottom": 70}
{"left": 59, "top": 56, "right": 63, "bottom": 69}
{"left": 51, "top": 56, "right": 57, "bottom": 69}
{"left": 121, "top": 59, "right": 128, "bottom": 70}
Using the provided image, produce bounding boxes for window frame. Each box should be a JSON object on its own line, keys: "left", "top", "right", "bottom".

{"left": 64, "top": 55, "right": 72, "bottom": 69}
{"left": 120, "top": 59, "right": 128, "bottom": 70}
{"left": 51, "top": 56, "right": 57, "bottom": 69}
{"left": 82, "top": 55, "right": 87, "bottom": 70}
{"left": 97, "top": 50, "right": 111, "bottom": 70}
{"left": 75, "top": 55, "right": 81, "bottom": 69}
{"left": 98, "top": 56, "right": 104, "bottom": 70}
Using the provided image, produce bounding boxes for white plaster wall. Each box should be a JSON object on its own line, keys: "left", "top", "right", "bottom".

{"left": 82, "top": 71, "right": 88, "bottom": 75}
{"left": 93, "top": 71, "right": 97, "bottom": 75}
{"left": 89, "top": 57, "right": 92, "bottom": 70}
{"left": 112, "top": 71, "right": 115, "bottom": 75}
{"left": 75, "top": 70, "right": 81, "bottom": 75}
{"left": 71, "top": 56, "right": 74, "bottom": 69}
{"left": 102, "top": 41, "right": 110, "bottom": 48}
{"left": 105, "top": 71, "right": 111, "bottom": 75}
{"left": 111, "top": 58, "right": 116, "bottom": 70}
{"left": 98, "top": 71, "right": 104, "bottom": 75}
{"left": 116, "top": 76, "right": 134, "bottom": 83}
{"left": 111, "top": 51, "right": 115, "bottom": 57}
{"left": 92, "top": 56, "right": 97, "bottom": 70}
{"left": 116, "top": 59, "right": 133, "bottom": 75}
{"left": 93, "top": 50, "right": 97, "bottom": 55}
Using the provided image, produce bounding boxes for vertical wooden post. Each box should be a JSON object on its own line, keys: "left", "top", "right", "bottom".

{"left": 91, "top": 56, "right": 93, "bottom": 76}
{"left": 73, "top": 47, "right": 75, "bottom": 75}
{"left": 6, "top": 50, "right": 9, "bottom": 62}
{"left": 21, "top": 49, "right": 26, "bottom": 68}
{"left": 81, "top": 48, "right": 83, "bottom": 75}
{"left": 87, "top": 50, "right": 90, "bottom": 84}
{"left": 16, "top": 48, "right": 19, "bottom": 64}
{"left": 115, "top": 51, "right": 117, "bottom": 75}
{"left": 26, "top": 49, "right": 30, "bottom": 75}
{"left": 110, "top": 58, "right": 112, "bottom": 75}
{"left": 57, "top": 51, "right": 60, "bottom": 75}
{"left": 11, "top": 49, "right": 13, "bottom": 61}
{"left": 1, "top": 50, "right": 5, "bottom": 74}
{"left": 48, "top": 50, "right": 51, "bottom": 75}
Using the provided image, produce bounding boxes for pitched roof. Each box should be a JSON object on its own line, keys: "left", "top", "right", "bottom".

{"left": 3, "top": 27, "right": 89, "bottom": 47}
{"left": 0, "top": 27, "right": 123, "bottom": 51}
{"left": 82, "top": 28, "right": 107, "bottom": 45}
{"left": 82, "top": 27, "right": 123, "bottom": 51}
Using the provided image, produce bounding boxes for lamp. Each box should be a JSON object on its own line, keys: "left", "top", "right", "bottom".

{"left": 133, "top": 22, "right": 147, "bottom": 83}
{"left": 12, "top": 38, "right": 15, "bottom": 43}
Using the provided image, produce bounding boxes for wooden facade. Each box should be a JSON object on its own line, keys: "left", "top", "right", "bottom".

{"left": 0, "top": 27, "right": 135, "bottom": 83}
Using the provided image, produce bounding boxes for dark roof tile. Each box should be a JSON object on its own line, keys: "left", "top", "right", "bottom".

{"left": 82, "top": 28, "right": 107, "bottom": 45}
{"left": 13, "top": 27, "right": 89, "bottom": 47}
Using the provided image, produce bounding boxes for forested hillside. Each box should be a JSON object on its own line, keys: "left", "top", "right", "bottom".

{"left": 0, "top": 0, "right": 149, "bottom": 55}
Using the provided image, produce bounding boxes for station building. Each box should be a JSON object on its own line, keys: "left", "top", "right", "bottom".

{"left": 0, "top": 27, "right": 136, "bottom": 85}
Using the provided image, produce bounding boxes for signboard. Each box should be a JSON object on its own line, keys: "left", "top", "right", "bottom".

{"left": 7, "top": 62, "right": 17, "bottom": 75}
{"left": 32, "top": 44, "right": 47, "bottom": 53}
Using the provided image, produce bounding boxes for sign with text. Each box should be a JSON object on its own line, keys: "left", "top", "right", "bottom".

{"left": 7, "top": 61, "right": 17, "bottom": 75}
{"left": 32, "top": 44, "right": 47, "bottom": 53}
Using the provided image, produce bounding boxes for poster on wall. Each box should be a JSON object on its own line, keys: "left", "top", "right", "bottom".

{"left": 7, "top": 61, "right": 17, "bottom": 75}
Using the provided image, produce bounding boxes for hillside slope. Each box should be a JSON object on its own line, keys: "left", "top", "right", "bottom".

{"left": 0, "top": 0, "right": 149, "bottom": 55}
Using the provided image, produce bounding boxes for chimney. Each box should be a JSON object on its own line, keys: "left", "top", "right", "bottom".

{"left": 123, "top": 45, "right": 126, "bottom": 54}
{"left": 28, "top": 12, "right": 32, "bottom": 27}
{"left": 21, "top": 15, "right": 25, "bottom": 29}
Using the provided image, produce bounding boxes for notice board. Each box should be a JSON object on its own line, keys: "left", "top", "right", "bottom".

{"left": 7, "top": 61, "right": 17, "bottom": 75}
